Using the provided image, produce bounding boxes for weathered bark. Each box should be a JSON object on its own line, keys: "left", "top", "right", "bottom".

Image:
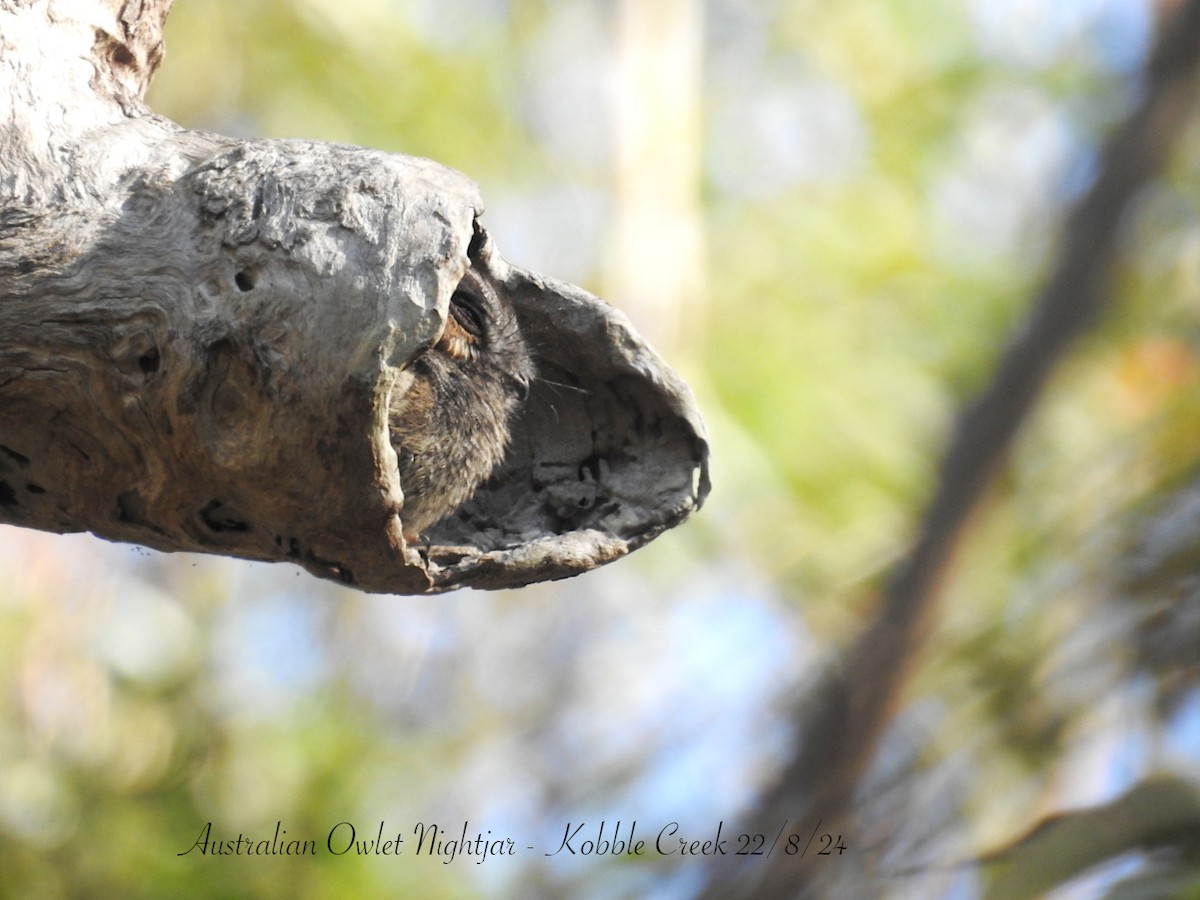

{"left": 0, "top": 0, "right": 709, "bottom": 593}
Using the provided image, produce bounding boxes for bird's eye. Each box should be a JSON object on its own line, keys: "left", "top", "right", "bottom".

{"left": 450, "top": 289, "right": 486, "bottom": 340}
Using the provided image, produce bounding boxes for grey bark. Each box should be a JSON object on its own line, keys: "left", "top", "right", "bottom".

{"left": 0, "top": 0, "right": 709, "bottom": 593}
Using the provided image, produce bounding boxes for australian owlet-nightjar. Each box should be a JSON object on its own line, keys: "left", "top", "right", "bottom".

{"left": 388, "top": 238, "right": 534, "bottom": 540}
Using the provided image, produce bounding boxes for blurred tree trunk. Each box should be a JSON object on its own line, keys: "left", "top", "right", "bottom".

{"left": 608, "top": 0, "right": 705, "bottom": 354}
{"left": 697, "top": 1, "right": 1200, "bottom": 895}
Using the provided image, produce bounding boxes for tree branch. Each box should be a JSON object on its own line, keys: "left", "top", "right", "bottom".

{"left": 699, "top": 1, "right": 1200, "bottom": 895}
{"left": 0, "top": 0, "right": 709, "bottom": 593}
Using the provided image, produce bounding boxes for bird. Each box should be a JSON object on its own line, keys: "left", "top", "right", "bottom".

{"left": 388, "top": 250, "right": 534, "bottom": 541}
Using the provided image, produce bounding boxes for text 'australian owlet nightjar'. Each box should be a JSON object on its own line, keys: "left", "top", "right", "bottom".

{"left": 388, "top": 232, "right": 534, "bottom": 540}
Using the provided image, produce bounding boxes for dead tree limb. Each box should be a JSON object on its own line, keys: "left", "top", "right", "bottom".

{"left": 0, "top": 0, "right": 709, "bottom": 593}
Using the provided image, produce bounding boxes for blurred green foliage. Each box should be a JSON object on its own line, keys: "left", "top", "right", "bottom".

{"left": 3, "top": 0, "right": 1200, "bottom": 897}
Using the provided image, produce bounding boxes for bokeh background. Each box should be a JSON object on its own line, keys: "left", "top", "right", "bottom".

{"left": 4, "top": 0, "right": 1200, "bottom": 896}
